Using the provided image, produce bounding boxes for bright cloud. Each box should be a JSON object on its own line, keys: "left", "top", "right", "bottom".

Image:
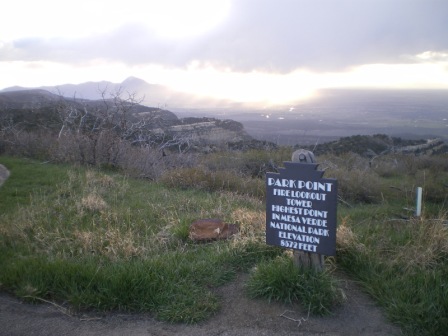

{"left": 1, "top": 53, "right": 448, "bottom": 105}
{"left": 1, "top": 0, "right": 231, "bottom": 41}
{"left": 1, "top": 0, "right": 448, "bottom": 104}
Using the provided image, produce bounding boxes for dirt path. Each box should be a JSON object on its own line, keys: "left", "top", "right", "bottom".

{"left": 0, "top": 273, "right": 401, "bottom": 336}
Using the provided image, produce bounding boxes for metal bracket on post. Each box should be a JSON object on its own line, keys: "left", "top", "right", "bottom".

{"left": 291, "top": 149, "right": 324, "bottom": 272}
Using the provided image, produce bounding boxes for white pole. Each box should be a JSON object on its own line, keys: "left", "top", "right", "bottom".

{"left": 415, "top": 187, "right": 422, "bottom": 217}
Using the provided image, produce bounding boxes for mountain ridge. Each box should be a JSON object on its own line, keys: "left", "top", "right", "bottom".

{"left": 0, "top": 88, "right": 257, "bottom": 152}
{"left": 2, "top": 80, "right": 448, "bottom": 149}
{"left": 0, "top": 77, "right": 239, "bottom": 109}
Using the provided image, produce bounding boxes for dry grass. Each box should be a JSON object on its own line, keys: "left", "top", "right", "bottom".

{"left": 72, "top": 228, "right": 146, "bottom": 259}
{"left": 79, "top": 193, "right": 108, "bottom": 212}
{"left": 231, "top": 208, "right": 266, "bottom": 242}
{"left": 336, "top": 217, "right": 366, "bottom": 254}
{"left": 159, "top": 167, "right": 265, "bottom": 198}
{"left": 0, "top": 168, "right": 139, "bottom": 258}
{"left": 1, "top": 158, "right": 284, "bottom": 324}
{"left": 2, "top": 165, "right": 273, "bottom": 261}
{"left": 387, "top": 217, "right": 448, "bottom": 270}
{"left": 337, "top": 213, "right": 448, "bottom": 270}
{"left": 337, "top": 211, "right": 448, "bottom": 336}
{"left": 2, "top": 153, "right": 447, "bottom": 329}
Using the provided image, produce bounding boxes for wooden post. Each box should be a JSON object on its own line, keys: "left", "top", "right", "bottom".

{"left": 291, "top": 149, "right": 325, "bottom": 272}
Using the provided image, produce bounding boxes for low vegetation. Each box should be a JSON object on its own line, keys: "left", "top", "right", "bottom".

{"left": 246, "top": 255, "right": 342, "bottom": 315}
{"left": 0, "top": 157, "right": 284, "bottom": 322}
{"left": 337, "top": 215, "right": 448, "bottom": 336}
{"left": 1, "top": 135, "right": 447, "bottom": 334}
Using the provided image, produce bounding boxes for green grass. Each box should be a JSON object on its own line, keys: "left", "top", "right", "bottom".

{"left": 0, "top": 156, "right": 286, "bottom": 323}
{"left": 0, "top": 157, "right": 70, "bottom": 213}
{"left": 0, "top": 248, "right": 262, "bottom": 322}
{"left": 1, "top": 153, "right": 447, "bottom": 333}
{"left": 337, "top": 214, "right": 448, "bottom": 336}
{"left": 327, "top": 153, "right": 448, "bottom": 335}
{"left": 246, "top": 255, "right": 343, "bottom": 315}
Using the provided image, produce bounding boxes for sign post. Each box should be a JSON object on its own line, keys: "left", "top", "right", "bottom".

{"left": 266, "top": 150, "right": 337, "bottom": 271}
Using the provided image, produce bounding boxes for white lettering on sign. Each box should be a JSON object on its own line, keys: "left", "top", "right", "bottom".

{"left": 279, "top": 240, "right": 317, "bottom": 252}
{"left": 269, "top": 221, "right": 306, "bottom": 232}
{"left": 267, "top": 178, "right": 333, "bottom": 192}
{"left": 278, "top": 231, "right": 320, "bottom": 244}
{"left": 266, "top": 163, "right": 337, "bottom": 255}
{"left": 301, "top": 217, "right": 327, "bottom": 227}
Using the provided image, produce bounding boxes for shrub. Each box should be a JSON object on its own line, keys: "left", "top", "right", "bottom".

{"left": 321, "top": 161, "right": 383, "bottom": 204}
{"left": 4, "top": 131, "right": 55, "bottom": 160}
{"left": 159, "top": 167, "right": 265, "bottom": 198}
{"left": 201, "top": 148, "right": 291, "bottom": 178}
{"left": 415, "top": 170, "right": 448, "bottom": 204}
{"left": 371, "top": 155, "right": 403, "bottom": 178}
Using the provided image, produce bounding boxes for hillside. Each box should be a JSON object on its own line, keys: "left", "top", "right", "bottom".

{"left": 1, "top": 88, "right": 446, "bottom": 156}
{"left": 0, "top": 89, "right": 256, "bottom": 152}
{"left": 0, "top": 89, "right": 178, "bottom": 121}
{"left": 306, "top": 134, "right": 448, "bottom": 157}
{"left": 4, "top": 79, "right": 448, "bottom": 147}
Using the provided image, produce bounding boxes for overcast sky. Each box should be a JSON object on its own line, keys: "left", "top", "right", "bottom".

{"left": 1, "top": 0, "right": 448, "bottom": 104}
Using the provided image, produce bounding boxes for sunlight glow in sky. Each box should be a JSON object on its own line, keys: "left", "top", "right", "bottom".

{"left": 1, "top": 0, "right": 231, "bottom": 40}
{"left": 1, "top": 0, "right": 448, "bottom": 105}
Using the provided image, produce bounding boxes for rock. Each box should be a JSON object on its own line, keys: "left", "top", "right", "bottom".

{"left": 0, "top": 164, "right": 10, "bottom": 187}
{"left": 395, "top": 138, "right": 447, "bottom": 155}
{"left": 189, "top": 219, "right": 239, "bottom": 241}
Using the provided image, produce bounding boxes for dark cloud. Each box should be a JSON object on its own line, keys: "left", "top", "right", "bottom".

{"left": 196, "top": 0, "right": 448, "bottom": 72}
{"left": 2, "top": 0, "right": 448, "bottom": 72}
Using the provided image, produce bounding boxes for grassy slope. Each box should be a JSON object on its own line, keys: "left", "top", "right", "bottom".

{"left": 0, "top": 155, "right": 447, "bottom": 334}
{"left": 0, "top": 157, "right": 275, "bottom": 322}
{"left": 2, "top": 157, "right": 341, "bottom": 323}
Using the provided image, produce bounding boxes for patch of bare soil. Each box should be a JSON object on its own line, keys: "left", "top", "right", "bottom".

{"left": 0, "top": 272, "right": 401, "bottom": 336}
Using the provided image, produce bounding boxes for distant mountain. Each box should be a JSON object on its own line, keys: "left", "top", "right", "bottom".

{"left": 0, "top": 89, "right": 67, "bottom": 109}
{"left": 0, "top": 77, "right": 238, "bottom": 109}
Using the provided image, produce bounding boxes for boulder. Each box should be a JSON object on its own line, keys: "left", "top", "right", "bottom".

{"left": 0, "top": 164, "right": 9, "bottom": 187}
{"left": 189, "top": 218, "right": 238, "bottom": 241}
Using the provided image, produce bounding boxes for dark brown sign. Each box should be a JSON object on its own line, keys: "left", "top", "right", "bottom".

{"left": 266, "top": 162, "right": 337, "bottom": 256}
